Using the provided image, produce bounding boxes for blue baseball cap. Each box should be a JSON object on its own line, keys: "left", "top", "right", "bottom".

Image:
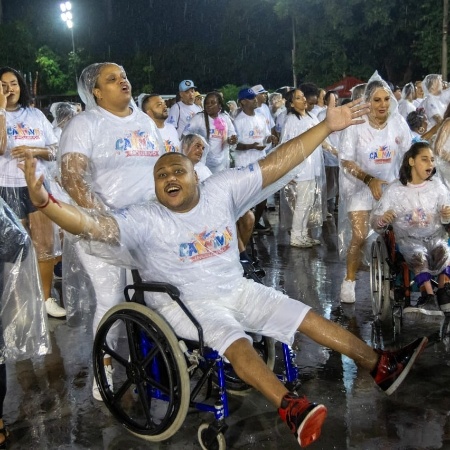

{"left": 179, "top": 80, "right": 197, "bottom": 92}
{"left": 238, "top": 88, "right": 256, "bottom": 101}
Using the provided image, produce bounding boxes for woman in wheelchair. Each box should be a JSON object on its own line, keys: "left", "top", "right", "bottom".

{"left": 371, "top": 141, "right": 450, "bottom": 316}
{"left": 22, "top": 99, "right": 428, "bottom": 448}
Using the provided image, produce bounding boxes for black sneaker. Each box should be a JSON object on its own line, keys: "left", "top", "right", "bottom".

{"left": 278, "top": 393, "right": 327, "bottom": 447}
{"left": 370, "top": 337, "right": 428, "bottom": 395}
{"left": 252, "top": 223, "right": 272, "bottom": 235}
{"left": 403, "top": 294, "right": 444, "bottom": 317}
{"left": 437, "top": 283, "right": 450, "bottom": 313}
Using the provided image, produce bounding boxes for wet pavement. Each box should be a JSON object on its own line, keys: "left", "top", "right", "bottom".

{"left": 4, "top": 209, "right": 450, "bottom": 449}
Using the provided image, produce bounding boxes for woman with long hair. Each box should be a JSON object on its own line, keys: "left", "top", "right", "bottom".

{"left": 0, "top": 66, "right": 65, "bottom": 318}
{"left": 182, "top": 91, "right": 237, "bottom": 174}
{"left": 338, "top": 72, "right": 412, "bottom": 304}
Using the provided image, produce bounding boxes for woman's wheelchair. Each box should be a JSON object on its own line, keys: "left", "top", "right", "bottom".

{"left": 370, "top": 227, "right": 444, "bottom": 337}
{"left": 92, "top": 270, "right": 301, "bottom": 449}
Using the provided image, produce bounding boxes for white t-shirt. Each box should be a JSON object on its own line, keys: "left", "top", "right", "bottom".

{"left": 98, "top": 165, "right": 263, "bottom": 305}
{"left": 397, "top": 100, "right": 416, "bottom": 120}
{"left": 59, "top": 105, "right": 163, "bottom": 209}
{"left": 158, "top": 123, "right": 181, "bottom": 153}
{"left": 167, "top": 101, "right": 202, "bottom": 138}
{"left": 233, "top": 111, "right": 270, "bottom": 167}
{"left": 317, "top": 108, "right": 339, "bottom": 167}
{"left": 281, "top": 113, "right": 322, "bottom": 181}
{"left": 0, "top": 108, "right": 56, "bottom": 187}
{"left": 421, "top": 93, "right": 448, "bottom": 129}
{"left": 182, "top": 112, "right": 236, "bottom": 172}
{"left": 194, "top": 161, "right": 212, "bottom": 182}
{"left": 339, "top": 114, "right": 412, "bottom": 200}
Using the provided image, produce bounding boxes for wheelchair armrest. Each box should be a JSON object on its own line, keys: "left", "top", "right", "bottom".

{"left": 124, "top": 277, "right": 205, "bottom": 356}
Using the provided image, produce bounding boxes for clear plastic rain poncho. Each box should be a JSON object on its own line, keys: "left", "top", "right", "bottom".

{"left": 73, "top": 139, "right": 317, "bottom": 352}
{"left": 433, "top": 115, "right": 450, "bottom": 189}
{"left": 421, "top": 74, "right": 450, "bottom": 129}
{"left": 278, "top": 110, "right": 325, "bottom": 236}
{"left": 0, "top": 198, "right": 50, "bottom": 362}
{"left": 337, "top": 71, "right": 412, "bottom": 262}
{"left": 59, "top": 63, "right": 164, "bottom": 331}
{"left": 370, "top": 176, "right": 450, "bottom": 276}
{"left": 398, "top": 83, "right": 416, "bottom": 120}
{"left": 0, "top": 105, "right": 60, "bottom": 261}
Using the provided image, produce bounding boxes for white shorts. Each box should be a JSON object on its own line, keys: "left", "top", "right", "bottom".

{"left": 346, "top": 191, "right": 375, "bottom": 212}
{"left": 152, "top": 277, "right": 310, "bottom": 355}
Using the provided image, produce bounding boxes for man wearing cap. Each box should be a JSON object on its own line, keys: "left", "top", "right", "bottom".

{"left": 235, "top": 87, "right": 278, "bottom": 233}
{"left": 252, "top": 84, "right": 276, "bottom": 135}
{"left": 167, "top": 80, "right": 202, "bottom": 138}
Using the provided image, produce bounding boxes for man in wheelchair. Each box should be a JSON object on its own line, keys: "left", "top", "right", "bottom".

{"left": 21, "top": 98, "right": 428, "bottom": 448}
{"left": 371, "top": 141, "right": 450, "bottom": 317}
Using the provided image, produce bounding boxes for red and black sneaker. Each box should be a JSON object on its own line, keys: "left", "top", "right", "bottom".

{"left": 371, "top": 336, "right": 428, "bottom": 395}
{"left": 278, "top": 393, "right": 327, "bottom": 448}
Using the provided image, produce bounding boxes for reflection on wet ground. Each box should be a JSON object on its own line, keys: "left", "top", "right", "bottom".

{"left": 5, "top": 211, "right": 450, "bottom": 449}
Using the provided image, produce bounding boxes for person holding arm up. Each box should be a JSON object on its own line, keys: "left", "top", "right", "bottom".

{"left": 22, "top": 98, "right": 427, "bottom": 449}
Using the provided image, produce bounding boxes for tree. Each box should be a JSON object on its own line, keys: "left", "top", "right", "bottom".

{"left": 269, "top": 0, "right": 434, "bottom": 86}
{"left": 35, "top": 46, "right": 69, "bottom": 95}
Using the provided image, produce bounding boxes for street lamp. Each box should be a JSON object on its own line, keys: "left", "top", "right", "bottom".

{"left": 60, "top": 1, "right": 77, "bottom": 83}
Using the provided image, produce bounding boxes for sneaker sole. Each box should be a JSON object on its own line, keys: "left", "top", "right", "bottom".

{"left": 297, "top": 404, "right": 328, "bottom": 447}
{"left": 403, "top": 307, "right": 444, "bottom": 317}
{"left": 384, "top": 336, "right": 428, "bottom": 396}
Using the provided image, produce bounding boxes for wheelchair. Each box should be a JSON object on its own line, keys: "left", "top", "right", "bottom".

{"left": 93, "top": 270, "right": 301, "bottom": 449}
{"left": 370, "top": 227, "right": 444, "bottom": 337}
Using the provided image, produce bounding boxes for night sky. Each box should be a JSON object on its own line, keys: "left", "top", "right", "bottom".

{"left": 2, "top": 0, "right": 294, "bottom": 93}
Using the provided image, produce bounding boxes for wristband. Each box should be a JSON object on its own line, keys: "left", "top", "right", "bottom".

{"left": 34, "top": 192, "right": 60, "bottom": 209}
{"left": 363, "top": 174, "right": 374, "bottom": 186}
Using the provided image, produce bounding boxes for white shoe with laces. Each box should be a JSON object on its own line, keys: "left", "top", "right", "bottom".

{"left": 93, "top": 364, "right": 114, "bottom": 401}
{"left": 45, "top": 298, "right": 66, "bottom": 318}
{"left": 340, "top": 279, "right": 356, "bottom": 303}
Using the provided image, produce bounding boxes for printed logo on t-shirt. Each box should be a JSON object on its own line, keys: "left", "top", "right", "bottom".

{"left": 369, "top": 145, "right": 393, "bottom": 164}
{"left": 248, "top": 126, "right": 264, "bottom": 141}
{"left": 115, "top": 130, "right": 159, "bottom": 157}
{"left": 8, "top": 123, "right": 42, "bottom": 140}
{"left": 164, "top": 139, "right": 179, "bottom": 153}
{"left": 404, "top": 208, "right": 429, "bottom": 227}
{"left": 178, "top": 226, "right": 234, "bottom": 262}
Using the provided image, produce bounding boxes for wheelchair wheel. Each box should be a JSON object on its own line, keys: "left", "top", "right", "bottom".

{"left": 219, "top": 336, "right": 276, "bottom": 395}
{"left": 93, "top": 303, "right": 190, "bottom": 441}
{"left": 370, "top": 239, "right": 391, "bottom": 323}
{"left": 198, "top": 423, "right": 226, "bottom": 450}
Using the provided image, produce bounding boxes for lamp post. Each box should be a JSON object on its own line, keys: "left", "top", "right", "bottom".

{"left": 60, "top": 1, "right": 77, "bottom": 84}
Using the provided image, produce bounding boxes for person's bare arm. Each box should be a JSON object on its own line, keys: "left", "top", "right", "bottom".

{"left": 434, "top": 119, "right": 450, "bottom": 160}
{"left": 61, "top": 152, "right": 107, "bottom": 211}
{"left": 0, "top": 90, "right": 7, "bottom": 155}
{"left": 340, "top": 159, "right": 387, "bottom": 201}
{"left": 22, "top": 151, "right": 118, "bottom": 243}
{"left": 259, "top": 98, "right": 369, "bottom": 188}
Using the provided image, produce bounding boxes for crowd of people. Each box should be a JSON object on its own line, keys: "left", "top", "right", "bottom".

{"left": 1, "top": 62, "right": 449, "bottom": 448}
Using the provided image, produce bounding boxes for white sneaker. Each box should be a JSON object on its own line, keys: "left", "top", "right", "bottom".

{"left": 290, "top": 237, "right": 313, "bottom": 248}
{"left": 92, "top": 364, "right": 114, "bottom": 401}
{"left": 340, "top": 279, "right": 356, "bottom": 303}
{"left": 305, "top": 236, "right": 321, "bottom": 245}
{"left": 45, "top": 298, "right": 66, "bottom": 318}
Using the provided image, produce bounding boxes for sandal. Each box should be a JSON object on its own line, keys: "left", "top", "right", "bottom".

{"left": 0, "top": 424, "right": 9, "bottom": 449}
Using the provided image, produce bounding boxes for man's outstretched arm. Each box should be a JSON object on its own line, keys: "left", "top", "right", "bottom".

{"left": 22, "top": 151, "right": 119, "bottom": 243}
{"left": 259, "top": 98, "right": 369, "bottom": 188}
